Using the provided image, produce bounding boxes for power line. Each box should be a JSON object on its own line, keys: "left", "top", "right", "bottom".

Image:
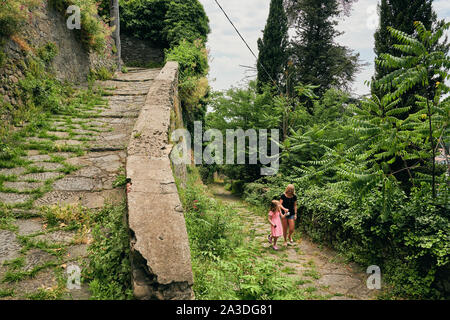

{"left": 212, "top": 0, "right": 279, "bottom": 89}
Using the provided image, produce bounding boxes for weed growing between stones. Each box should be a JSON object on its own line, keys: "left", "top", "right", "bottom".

{"left": 112, "top": 172, "right": 127, "bottom": 188}
{"left": 88, "top": 66, "right": 115, "bottom": 82}
{"left": 0, "top": 288, "right": 14, "bottom": 298}
{"left": 82, "top": 202, "right": 134, "bottom": 300}
{"left": 1, "top": 202, "right": 133, "bottom": 300}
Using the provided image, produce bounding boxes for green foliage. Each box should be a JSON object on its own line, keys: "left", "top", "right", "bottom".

{"left": 120, "top": 0, "right": 168, "bottom": 46}
{"left": 18, "top": 58, "right": 71, "bottom": 114}
{"left": 287, "top": 0, "right": 361, "bottom": 96}
{"left": 0, "top": 288, "right": 14, "bottom": 298}
{"left": 204, "top": 81, "right": 322, "bottom": 181}
{"left": 37, "top": 42, "right": 59, "bottom": 65}
{"left": 49, "top": 0, "right": 112, "bottom": 53}
{"left": 165, "top": 39, "right": 209, "bottom": 132}
{"left": 82, "top": 203, "right": 134, "bottom": 300}
{"left": 373, "top": 21, "right": 450, "bottom": 195}
{"left": 165, "top": 39, "right": 208, "bottom": 80}
{"left": 163, "top": 0, "right": 210, "bottom": 48}
{"left": 88, "top": 66, "right": 115, "bottom": 81}
{"left": 374, "top": 0, "right": 438, "bottom": 82}
{"left": 120, "top": 0, "right": 210, "bottom": 49}
{"left": 0, "top": 0, "right": 39, "bottom": 38}
{"left": 178, "top": 167, "right": 305, "bottom": 300}
{"left": 238, "top": 23, "right": 450, "bottom": 299}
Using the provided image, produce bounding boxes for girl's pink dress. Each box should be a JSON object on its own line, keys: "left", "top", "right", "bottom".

{"left": 269, "top": 210, "right": 283, "bottom": 237}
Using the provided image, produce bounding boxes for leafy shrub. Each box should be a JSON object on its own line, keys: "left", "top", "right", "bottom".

{"left": 120, "top": 0, "right": 169, "bottom": 46}
{"left": 18, "top": 64, "right": 68, "bottom": 114}
{"left": 37, "top": 42, "right": 59, "bottom": 65}
{"left": 243, "top": 176, "right": 450, "bottom": 299}
{"left": 165, "top": 39, "right": 208, "bottom": 80}
{"left": 198, "top": 165, "right": 216, "bottom": 184}
{"left": 165, "top": 39, "right": 209, "bottom": 132}
{"left": 88, "top": 66, "right": 114, "bottom": 81}
{"left": 0, "top": 0, "right": 39, "bottom": 38}
{"left": 120, "top": 0, "right": 210, "bottom": 48}
{"left": 49, "top": 0, "right": 112, "bottom": 53}
{"left": 163, "top": 0, "right": 210, "bottom": 47}
{"left": 0, "top": 143, "right": 20, "bottom": 161}
{"left": 83, "top": 203, "right": 134, "bottom": 300}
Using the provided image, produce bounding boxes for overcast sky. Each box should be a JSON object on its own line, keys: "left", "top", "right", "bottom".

{"left": 199, "top": 0, "right": 450, "bottom": 96}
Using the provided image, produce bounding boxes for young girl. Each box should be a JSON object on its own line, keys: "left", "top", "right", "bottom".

{"left": 268, "top": 200, "right": 284, "bottom": 250}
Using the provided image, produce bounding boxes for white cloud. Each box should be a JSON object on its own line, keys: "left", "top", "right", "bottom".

{"left": 200, "top": 0, "right": 450, "bottom": 96}
{"left": 199, "top": 0, "right": 270, "bottom": 92}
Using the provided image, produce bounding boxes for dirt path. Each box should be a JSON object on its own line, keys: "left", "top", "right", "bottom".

{"left": 0, "top": 68, "right": 160, "bottom": 299}
{"left": 209, "top": 183, "right": 378, "bottom": 300}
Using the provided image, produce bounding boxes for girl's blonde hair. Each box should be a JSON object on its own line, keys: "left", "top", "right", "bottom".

{"left": 285, "top": 184, "right": 295, "bottom": 195}
{"left": 270, "top": 200, "right": 280, "bottom": 212}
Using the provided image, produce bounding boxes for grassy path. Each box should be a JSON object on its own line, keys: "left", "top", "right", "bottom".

{"left": 209, "top": 183, "right": 378, "bottom": 300}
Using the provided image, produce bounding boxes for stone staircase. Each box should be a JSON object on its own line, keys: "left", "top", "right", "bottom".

{"left": 0, "top": 67, "right": 160, "bottom": 299}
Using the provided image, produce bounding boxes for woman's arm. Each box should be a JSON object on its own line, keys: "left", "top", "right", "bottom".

{"left": 294, "top": 201, "right": 298, "bottom": 220}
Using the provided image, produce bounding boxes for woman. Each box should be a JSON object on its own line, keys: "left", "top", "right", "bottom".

{"left": 279, "top": 184, "right": 298, "bottom": 246}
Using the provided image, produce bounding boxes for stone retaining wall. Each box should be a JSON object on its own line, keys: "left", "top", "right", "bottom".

{"left": 121, "top": 34, "right": 164, "bottom": 66}
{"left": 126, "top": 61, "right": 194, "bottom": 300}
{"left": 0, "top": 1, "right": 116, "bottom": 107}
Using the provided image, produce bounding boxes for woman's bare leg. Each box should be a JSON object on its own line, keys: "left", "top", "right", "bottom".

{"left": 288, "top": 219, "right": 295, "bottom": 242}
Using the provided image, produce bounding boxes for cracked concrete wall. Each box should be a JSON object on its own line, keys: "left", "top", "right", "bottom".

{"left": 126, "top": 61, "right": 194, "bottom": 300}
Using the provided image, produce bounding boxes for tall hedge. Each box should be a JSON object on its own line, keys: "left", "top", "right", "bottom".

{"left": 119, "top": 0, "right": 210, "bottom": 49}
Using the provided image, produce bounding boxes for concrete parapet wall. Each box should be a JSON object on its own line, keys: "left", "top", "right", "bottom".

{"left": 126, "top": 61, "right": 194, "bottom": 300}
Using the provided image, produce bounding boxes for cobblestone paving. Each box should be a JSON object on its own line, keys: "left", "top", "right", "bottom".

{"left": 0, "top": 68, "right": 160, "bottom": 300}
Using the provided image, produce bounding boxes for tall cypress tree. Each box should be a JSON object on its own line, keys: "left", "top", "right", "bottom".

{"left": 374, "top": 0, "right": 436, "bottom": 82}
{"left": 288, "top": 0, "right": 360, "bottom": 100}
{"left": 256, "top": 0, "right": 289, "bottom": 92}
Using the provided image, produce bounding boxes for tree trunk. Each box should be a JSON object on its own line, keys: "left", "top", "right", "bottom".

{"left": 110, "top": 0, "right": 121, "bottom": 69}
{"left": 426, "top": 99, "right": 436, "bottom": 198}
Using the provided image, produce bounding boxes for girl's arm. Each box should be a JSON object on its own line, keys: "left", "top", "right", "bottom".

{"left": 279, "top": 199, "right": 289, "bottom": 213}
{"left": 268, "top": 212, "right": 276, "bottom": 226}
